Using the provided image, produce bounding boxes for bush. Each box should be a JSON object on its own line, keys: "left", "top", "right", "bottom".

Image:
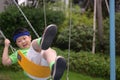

{"left": 56, "top": 25, "right": 93, "bottom": 52}
{"left": 55, "top": 9, "right": 93, "bottom": 52}
{"left": 68, "top": 52, "right": 110, "bottom": 79}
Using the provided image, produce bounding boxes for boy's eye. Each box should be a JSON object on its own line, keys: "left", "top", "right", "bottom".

{"left": 17, "top": 40, "right": 21, "bottom": 43}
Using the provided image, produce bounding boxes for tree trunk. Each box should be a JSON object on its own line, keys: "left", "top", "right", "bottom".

{"left": 96, "top": 0, "right": 104, "bottom": 53}
{"left": 92, "top": 0, "right": 97, "bottom": 54}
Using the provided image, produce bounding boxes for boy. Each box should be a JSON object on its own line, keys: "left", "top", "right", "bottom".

{"left": 2, "top": 24, "right": 66, "bottom": 80}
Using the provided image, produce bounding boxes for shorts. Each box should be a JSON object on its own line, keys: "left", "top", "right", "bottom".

{"left": 26, "top": 43, "right": 50, "bottom": 80}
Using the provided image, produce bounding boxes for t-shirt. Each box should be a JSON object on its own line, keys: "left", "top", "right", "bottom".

{"left": 9, "top": 48, "right": 28, "bottom": 64}
{"left": 9, "top": 38, "right": 41, "bottom": 64}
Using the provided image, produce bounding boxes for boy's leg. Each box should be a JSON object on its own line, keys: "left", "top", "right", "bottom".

{"left": 40, "top": 24, "right": 57, "bottom": 50}
{"left": 51, "top": 56, "right": 67, "bottom": 80}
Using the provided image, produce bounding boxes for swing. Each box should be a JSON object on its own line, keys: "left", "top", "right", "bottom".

{"left": 17, "top": 50, "right": 50, "bottom": 78}
{"left": 11, "top": 0, "right": 51, "bottom": 78}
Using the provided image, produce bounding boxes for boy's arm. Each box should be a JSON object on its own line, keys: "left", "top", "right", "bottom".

{"left": 2, "top": 39, "right": 12, "bottom": 66}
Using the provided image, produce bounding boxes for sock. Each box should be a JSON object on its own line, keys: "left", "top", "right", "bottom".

{"left": 49, "top": 61, "right": 55, "bottom": 71}
{"left": 37, "top": 37, "right": 42, "bottom": 45}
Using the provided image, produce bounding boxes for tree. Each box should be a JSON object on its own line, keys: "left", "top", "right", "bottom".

{"left": 96, "top": 0, "right": 104, "bottom": 53}
{"left": 116, "top": 0, "right": 120, "bottom": 12}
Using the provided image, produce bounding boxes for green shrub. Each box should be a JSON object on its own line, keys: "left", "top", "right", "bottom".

{"left": 68, "top": 52, "right": 110, "bottom": 79}
{"left": 56, "top": 10, "right": 93, "bottom": 52}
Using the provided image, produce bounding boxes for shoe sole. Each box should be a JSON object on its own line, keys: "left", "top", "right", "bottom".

{"left": 52, "top": 56, "right": 67, "bottom": 80}
{"left": 41, "top": 24, "right": 57, "bottom": 50}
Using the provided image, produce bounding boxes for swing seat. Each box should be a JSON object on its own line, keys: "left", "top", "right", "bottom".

{"left": 17, "top": 50, "right": 51, "bottom": 78}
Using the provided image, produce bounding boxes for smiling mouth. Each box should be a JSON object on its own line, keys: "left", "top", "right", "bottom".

{"left": 23, "top": 44, "right": 28, "bottom": 47}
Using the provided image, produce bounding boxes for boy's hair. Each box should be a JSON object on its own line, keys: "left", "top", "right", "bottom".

{"left": 13, "top": 27, "right": 30, "bottom": 42}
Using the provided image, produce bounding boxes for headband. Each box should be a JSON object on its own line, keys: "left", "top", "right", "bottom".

{"left": 13, "top": 31, "right": 30, "bottom": 42}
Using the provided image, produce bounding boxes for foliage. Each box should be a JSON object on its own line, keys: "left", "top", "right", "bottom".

{"left": 69, "top": 52, "right": 110, "bottom": 79}
{"left": 56, "top": 25, "right": 93, "bottom": 52}
{"left": 55, "top": 6, "right": 93, "bottom": 52}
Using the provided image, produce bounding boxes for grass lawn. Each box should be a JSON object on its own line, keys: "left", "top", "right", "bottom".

{"left": 62, "top": 71, "right": 107, "bottom": 80}
{"left": 0, "top": 70, "right": 107, "bottom": 80}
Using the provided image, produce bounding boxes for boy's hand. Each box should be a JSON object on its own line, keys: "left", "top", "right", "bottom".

{"left": 4, "top": 39, "right": 10, "bottom": 47}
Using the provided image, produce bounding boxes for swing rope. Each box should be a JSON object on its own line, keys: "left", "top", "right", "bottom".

{"left": 43, "top": 0, "right": 47, "bottom": 27}
{"left": 13, "top": 0, "right": 40, "bottom": 38}
{"left": 66, "top": 0, "right": 72, "bottom": 80}
{"left": 0, "top": 29, "right": 16, "bottom": 52}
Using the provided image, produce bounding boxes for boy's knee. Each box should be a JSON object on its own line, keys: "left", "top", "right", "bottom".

{"left": 47, "top": 48, "right": 56, "bottom": 54}
{"left": 32, "top": 39, "right": 41, "bottom": 52}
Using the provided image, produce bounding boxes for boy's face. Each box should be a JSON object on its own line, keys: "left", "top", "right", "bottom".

{"left": 16, "top": 35, "right": 31, "bottom": 49}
